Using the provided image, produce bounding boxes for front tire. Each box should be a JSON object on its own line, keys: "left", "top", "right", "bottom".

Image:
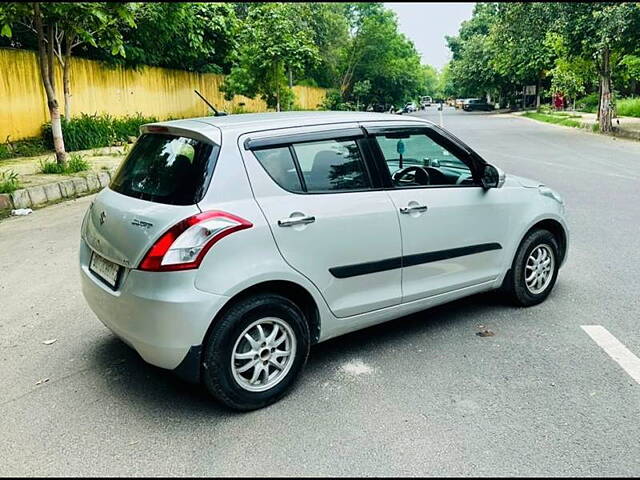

{"left": 501, "top": 229, "right": 560, "bottom": 306}
{"left": 202, "top": 293, "right": 310, "bottom": 411}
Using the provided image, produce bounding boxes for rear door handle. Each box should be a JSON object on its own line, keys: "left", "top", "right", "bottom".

{"left": 400, "top": 205, "right": 428, "bottom": 214}
{"left": 277, "top": 215, "right": 316, "bottom": 227}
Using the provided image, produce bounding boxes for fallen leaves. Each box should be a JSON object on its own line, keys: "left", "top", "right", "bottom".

{"left": 42, "top": 339, "right": 57, "bottom": 345}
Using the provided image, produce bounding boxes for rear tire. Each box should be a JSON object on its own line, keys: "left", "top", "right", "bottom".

{"left": 501, "top": 229, "right": 560, "bottom": 307}
{"left": 202, "top": 293, "right": 310, "bottom": 411}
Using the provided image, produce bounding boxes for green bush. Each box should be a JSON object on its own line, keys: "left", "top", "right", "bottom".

{"left": 617, "top": 97, "right": 640, "bottom": 118}
{"left": 66, "top": 153, "right": 90, "bottom": 173}
{"left": 0, "top": 137, "right": 48, "bottom": 160}
{"left": 0, "top": 170, "right": 22, "bottom": 194}
{"left": 39, "top": 158, "right": 66, "bottom": 174}
{"left": 39, "top": 152, "right": 91, "bottom": 175}
{"left": 576, "top": 93, "right": 599, "bottom": 113}
{"left": 42, "top": 113, "right": 157, "bottom": 152}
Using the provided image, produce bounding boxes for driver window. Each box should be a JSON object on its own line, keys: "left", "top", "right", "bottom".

{"left": 375, "top": 133, "right": 474, "bottom": 187}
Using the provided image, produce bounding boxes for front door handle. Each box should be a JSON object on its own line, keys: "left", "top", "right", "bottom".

{"left": 277, "top": 215, "right": 316, "bottom": 227}
{"left": 399, "top": 204, "right": 428, "bottom": 214}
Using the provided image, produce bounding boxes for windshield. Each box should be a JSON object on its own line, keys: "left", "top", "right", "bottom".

{"left": 110, "top": 133, "right": 219, "bottom": 206}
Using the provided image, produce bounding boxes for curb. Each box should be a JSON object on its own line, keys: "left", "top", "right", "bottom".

{"left": 0, "top": 169, "right": 114, "bottom": 216}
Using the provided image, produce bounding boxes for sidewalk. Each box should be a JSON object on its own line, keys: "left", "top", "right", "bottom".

{"left": 575, "top": 112, "right": 640, "bottom": 140}
{"left": 512, "top": 110, "right": 640, "bottom": 140}
{"left": 0, "top": 145, "right": 126, "bottom": 217}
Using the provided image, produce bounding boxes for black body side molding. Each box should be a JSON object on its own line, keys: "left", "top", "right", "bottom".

{"left": 329, "top": 243, "right": 502, "bottom": 279}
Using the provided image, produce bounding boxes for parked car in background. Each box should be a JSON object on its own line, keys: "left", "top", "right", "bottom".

{"left": 455, "top": 98, "right": 467, "bottom": 109}
{"left": 403, "top": 102, "right": 417, "bottom": 113}
{"left": 463, "top": 98, "right": 495, "bottom": 112}
{"left": 80, "top": 111, "right": 568, "bottom": 411}
{"left": 420, "top": 96, "right": 432, "bottom": 108}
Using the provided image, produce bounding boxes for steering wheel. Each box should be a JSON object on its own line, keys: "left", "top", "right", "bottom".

{"left": 392, "top": 166, "right": 430, "bottom": 186}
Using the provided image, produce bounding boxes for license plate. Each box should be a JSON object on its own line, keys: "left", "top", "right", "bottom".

{"left": 90, "top": 252, "right": 120, "bottom": 288}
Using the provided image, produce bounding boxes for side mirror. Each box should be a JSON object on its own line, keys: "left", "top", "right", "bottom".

{"left": 481, "top": 164, "right": 505, "bottom": 189}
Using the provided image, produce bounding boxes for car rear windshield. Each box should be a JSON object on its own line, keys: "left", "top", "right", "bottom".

{"left": 110, "top": 133, "right": 219, "bottom": 205}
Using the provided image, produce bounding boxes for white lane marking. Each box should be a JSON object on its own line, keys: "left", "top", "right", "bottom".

{"left": 581, "top": 325, "right": 640, "bottom": 385}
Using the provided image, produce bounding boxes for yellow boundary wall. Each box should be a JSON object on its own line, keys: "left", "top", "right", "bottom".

{"left": 0, "top": 48, "right": 327, "bottom": 141}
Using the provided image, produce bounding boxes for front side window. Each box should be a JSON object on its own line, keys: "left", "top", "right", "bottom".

{"left": 375, "top": 133, "right": 474, "bottom": 188}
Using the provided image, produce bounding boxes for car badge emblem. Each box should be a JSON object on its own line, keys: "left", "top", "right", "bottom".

{"left": 99, "top": 211, "right": 106, "bottom": 226}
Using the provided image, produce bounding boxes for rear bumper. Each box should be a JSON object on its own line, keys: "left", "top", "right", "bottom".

{"left": 80, "top": 239, "right": 228, "bottom": 374}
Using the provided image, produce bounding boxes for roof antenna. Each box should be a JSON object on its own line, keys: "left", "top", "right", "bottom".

{"left": 194, "top": 89, "right": 228, "bottom": 116}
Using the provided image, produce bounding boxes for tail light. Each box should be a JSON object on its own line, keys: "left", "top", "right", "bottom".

{"left": 138, "top": 211, "right": 252, "bottom": 272}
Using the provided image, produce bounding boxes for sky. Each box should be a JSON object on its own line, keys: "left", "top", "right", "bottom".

{"left": 385, "top": 2, "right": 476, "bottom": 71}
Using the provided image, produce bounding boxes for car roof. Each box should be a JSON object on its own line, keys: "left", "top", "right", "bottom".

{"left": 149, "top": 111, "right": 433, "bottom": 134}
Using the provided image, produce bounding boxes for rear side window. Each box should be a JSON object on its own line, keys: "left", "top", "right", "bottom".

{"left": 292, "top": 139, "right": 370, "bottom": 192}
{"left": 110, "top": 133, "right": 218, "bottom": 205}
{"left": 253, "top": 147, "right": 303, "bottom": 192}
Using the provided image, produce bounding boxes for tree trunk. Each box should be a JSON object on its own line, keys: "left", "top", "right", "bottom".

{"left": 598, "top": 48, "right": 613, "bottom": 134}
{"left": 535, "top": 74, "right": 541, "bottom": 110}
{"left": 34, "top": 3, "right": 66, "bottom": 165}
{"left": 275, "top": 63, "right": 280, "bottom": 112}
{"left": 63, "top": 37, "right": 72, "bottom": 120}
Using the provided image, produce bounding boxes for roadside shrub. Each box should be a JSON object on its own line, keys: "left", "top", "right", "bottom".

{"left": 111, "top": 113, "right": 158, "bottom": 141}
{"left": 0, "top": 137, "right": 48, "bottom": 160}
{"left": 42, "top": 113, "right": 157, "bottom": 152}
{"left": 617, "top": 97, "right": 640, "bottom": 118}
{"left": 39, "top": 158, "right": 66, "bottom": 174}
{"left": 39, "top": 152, "right": 90, "bottom": 175}
{"left": 66, "top": 153, "right": 90, "bottom": 173}
{"left": 576, "top": 93, "right": 599, "bottom": 113}
{"left": 0, "top": 170, "right": 22, "bottom": 194}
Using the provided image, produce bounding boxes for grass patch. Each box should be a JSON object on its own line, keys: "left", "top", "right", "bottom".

{"left": 617, "top": 97, "right": 640, "bottom": 118}
{"left": 523, "top": 112, "right": 582, "bottom": 128}
{"left": 39, "top": 153, "right": 91, "bottom": 175}
{"left": 0, "top": 137, "right": 49, "bottom": 160}
{"left": 0, "top": 170, "right": 22, "bottom": 194}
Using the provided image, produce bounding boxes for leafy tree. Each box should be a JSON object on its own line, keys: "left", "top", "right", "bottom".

{"left": 290, "top": 3, "right": 350, "bottom": 89}
{"left": 545, "top": 33, "right": 595, "bottom": 109}
{"left": 0, "top": 2, "right": 133, "bottom": 165}
{"left": 336, "top": 5, "right": 425, "bottom": 107}
{"left": 222, "top": 3, "right": 319, "bottom": 111}
{"left": 421, "top": 65, "right": 440, "bottom": 97}
{"left": 446, "top": 3, "right": 511, "bottom": 103}
{"left": 98, "top": 3, "right": 238, "bottom": 74}
{"left": 551, "top": 2, "right": 640, "bottom": 132}
{"left": 489, "top": 2, "right": 556, "bottom": 108}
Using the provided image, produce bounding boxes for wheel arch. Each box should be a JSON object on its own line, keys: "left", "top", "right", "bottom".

{"left": 524, "top": 218, "right": 568, "bottom": 265}
{"left": 203, "top": 280, "right": 322, "bottom": 349}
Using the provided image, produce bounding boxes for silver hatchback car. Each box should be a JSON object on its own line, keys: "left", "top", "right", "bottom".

{"left": 80, "top": 112, "right": 568, "bottom": 410}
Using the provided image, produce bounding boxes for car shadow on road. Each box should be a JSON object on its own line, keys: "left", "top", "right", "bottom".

{"left": 86, "top": 290, "right": 517, "bottom": 417}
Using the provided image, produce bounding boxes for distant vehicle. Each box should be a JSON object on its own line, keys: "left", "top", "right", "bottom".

{"left": 420, "top": 96, "right": 432, "bottom": 108}
{"left": 402, "top": 102, "right": 417, "bottom": 113}
{"left": 455, "top": 98, "right": 467, "bottom": 109}
{"left": 463, "top": 98, "right": 495, "bottom": 112}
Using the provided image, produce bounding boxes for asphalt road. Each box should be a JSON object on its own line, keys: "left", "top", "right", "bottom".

{"left": 2, "top": 107, "right": 640, "bottom": 476}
